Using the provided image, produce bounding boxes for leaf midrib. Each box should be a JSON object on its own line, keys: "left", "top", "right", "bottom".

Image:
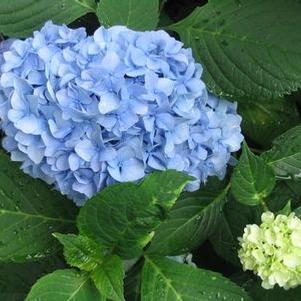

{"left": 29, "top": 272, "right": 91, "bottom": 301}
{"left": 0, "top": 209, "right": 75, "bottom": 224}
{"left": 66, "top": 273, "right": 90, "bottom": 301}
{"left": 266, "top": 151, "right": 301, "bottom": 166}
{"left": 144, "top": 256, "right": 183, "bottom": 301}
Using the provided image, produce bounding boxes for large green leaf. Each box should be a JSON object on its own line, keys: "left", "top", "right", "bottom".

{"left": 53, "top": 233, "right": 103, "bottom": 272}
{"left": 78, "top": 170, "right": 191, "bottom": 259}
{"left": 141, "top": 256, "right": 251, "bottom": 301}
{"left": 0, "top": 256, "right": 66, "bottom": 301}
{"left": 25, "top": 269, "right": 103, "bottom": 301}
{"left": 97, "top": 0, "right": 159, "bottom": 30}
{"left": 239, "top": 98, "right": 300, "bottom": 147}
{"left": 231, "top": 143, "right": 276, "bottom": 206}
{"left": 0, "top": 150, "right": 78, "bottom": 262}
{"left": 169, "top": 0, "right": 301, "bottom": 100}
{"left": 91, "top": 255, "right": 125, "bottom": 301}
{"left": 148, "top": 186, "right": 228, "bottom": 256}
{"left": 0, "top": 0, "right": 94, "bottom": 37}
{"left": 262, "top": 124, "right": 301, "bottom": 178}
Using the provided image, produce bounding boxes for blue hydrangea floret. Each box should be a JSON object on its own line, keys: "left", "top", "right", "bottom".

{"left": 0, "top": 22, "right": 243, "bottom": 204}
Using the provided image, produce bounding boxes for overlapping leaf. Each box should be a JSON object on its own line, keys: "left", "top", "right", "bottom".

{"left": 262, "top": 124, "right": 301, "bottom": 178}
{"left": 231, "top": 143, "right": 276, "bottom": 206}
{"left": 148, "top": 186, "right": 228, "bottom": 255}
{"left": 78, "top": 170, "right": 191, "bottom": 259}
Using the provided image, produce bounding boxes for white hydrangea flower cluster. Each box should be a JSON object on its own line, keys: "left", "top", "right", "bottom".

{"left": 238, "top": 211, "right": 301, "bottom": 290}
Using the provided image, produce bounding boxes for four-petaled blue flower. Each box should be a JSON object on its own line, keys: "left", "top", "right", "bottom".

{"left": 0, "top": 22, "right": 243, "bottom": 205}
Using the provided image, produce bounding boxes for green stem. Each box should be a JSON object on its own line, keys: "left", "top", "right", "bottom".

{"left": 261, "top": 199, "right": 269, "bottom": 212}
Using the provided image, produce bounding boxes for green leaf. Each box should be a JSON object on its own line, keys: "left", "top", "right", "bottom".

{"left": 78, "top": 170, "right": 192, "bottom": 259}
{"left": 286, "top": 178, "right": 301, "bottom": 200}
{"left": 148, "top": 185, "right": 229, "bottom": 255}
{"left": 141, "top": 256, "right": 252, "bottom": 301}
{"left": 25, "top": 269, "right": 102, "bottom": 301}
{"left": 53, "top": 233, "right": 103, "bottom": 271}
{"left": 0, "top": 256, "right": 66, "bottom": 301}
{"left": 124, "top": 260, "right": 142, "bottom": 301}
{"left": 0, "top": 0, "right": 93, "bottom": 38}
{"left": 209, "top": 213, "right": 241, "bottom": 266}
{"left": 169, "top": 0, "right": 301, "bottom": 101}
{"left": 239, "top": 98, "right": 300, "bottom": 147}
{"left": 294, "top": 206, "right": 301, "bottom": 218}
{"left": 91, "top": 255, "right": 125, "bottom": 301}
{"left": 265, "top": 181, "right": 297, "bottom": 212}
{"left": 231, "top": 143, "right": 276, "bottom": 206}
{"left": 209, "top": 196, "right": 261, "bottom": 266}
{"left": 262, "top": 124, "right": 301, "bottom": 178}
{"left": 243, "top": 278, "right": 301, "bottom": 301}
{"left": 0, "top": 150, "right": 78, "bottom": 263}
{"left": 278, "top": 200, "right": 291, "bottom": 215}
{"left": 97, "top": 0, "right": 159, "bottom": 30}
{"left": 75, "top": 0, "right": 97, "bottom": 11}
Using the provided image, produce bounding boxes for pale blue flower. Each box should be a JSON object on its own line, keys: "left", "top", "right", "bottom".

{"left": 0, "top": 21, "right": 243, "bottom": 205}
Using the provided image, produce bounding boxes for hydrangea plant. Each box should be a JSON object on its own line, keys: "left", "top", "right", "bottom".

{"left": 0, "top": 0, "right": 300, "bottom": 300}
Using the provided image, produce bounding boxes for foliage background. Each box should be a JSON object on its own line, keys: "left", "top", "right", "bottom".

{"left": 0, "top": 0, "right": 301, "bottom": 300}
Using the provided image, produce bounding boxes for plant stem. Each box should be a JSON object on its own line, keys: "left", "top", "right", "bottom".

{"left": 261, "top": 199, "right": 269, "bottom": 212}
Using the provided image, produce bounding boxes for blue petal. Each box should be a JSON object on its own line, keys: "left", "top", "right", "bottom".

{"left": 15, "top": 115, "right": 39, "bottom": 134}
{"left": 98, "top": 92, "right": 120, "bottom": 114}
{"left": 69, "top": 153, "right": 81, "bottom": 171}
{"left": 27, "top": 145, "right": 44, "bottom": 164}
{"left": 157, "top": 78, "right": 175, "bottom": 96}
{"left": 75, "top": 139, "right": 97, "bottom": 162}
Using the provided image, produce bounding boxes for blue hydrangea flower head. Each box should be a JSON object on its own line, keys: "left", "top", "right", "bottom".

{"left": 0, "top": 21, "right": 243, "bottom": 205}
